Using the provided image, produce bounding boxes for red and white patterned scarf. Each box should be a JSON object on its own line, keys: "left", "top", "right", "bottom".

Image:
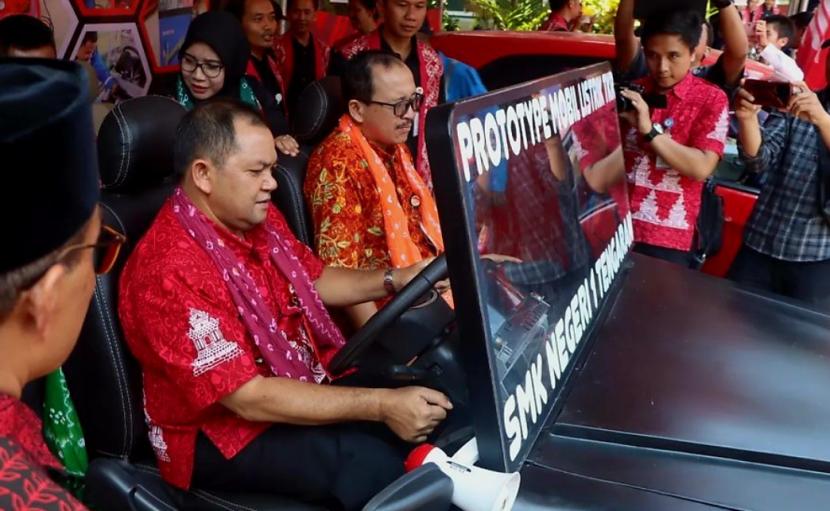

{"left": 172, "top": 188, "right": 346, "bottom": 382}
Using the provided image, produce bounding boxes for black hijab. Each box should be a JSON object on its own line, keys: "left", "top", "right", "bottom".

{"left": 179, "top": 11, "right": 250, "bottom": 98}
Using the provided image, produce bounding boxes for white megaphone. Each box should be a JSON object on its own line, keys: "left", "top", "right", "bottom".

{"left": 404, "top": 441, "right": 521, "bottom": 511}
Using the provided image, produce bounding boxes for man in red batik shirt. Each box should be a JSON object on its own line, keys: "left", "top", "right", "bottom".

{"left": 119, "top": 99, "right": 452, "bottom": 510}
{"left": 0, "top": 60, "right": 123, "bottom": 511}
{"left": 306, "top": 51, "right": 443, "bottom": 327}
{"left": 329, "top": 0, "right": 443, "bottom": 188}
{"left": 618, "top": 10, "right": 728, "bottom": 267}
{"left": 539, "top": 0, "right": 581, "bottom": 32}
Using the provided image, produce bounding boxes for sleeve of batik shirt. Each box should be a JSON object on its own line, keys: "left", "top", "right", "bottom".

{"left": 306, "top": 151, "right": 372, "bottom": 270}
{"left": 128, "top": 261, "right": 261, "bottom": 414}
{"left": 687, "top": 87, "right": 729, "bottom": 157}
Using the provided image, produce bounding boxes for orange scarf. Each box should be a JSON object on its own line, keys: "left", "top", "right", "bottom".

{"left": 338, "top": 115, "right": 443, "bottom": 267}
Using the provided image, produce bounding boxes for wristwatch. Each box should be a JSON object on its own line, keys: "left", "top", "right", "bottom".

{"left": 644, "top": 122, "right": 665, "bottom": 142}
{"left": 711, "top": 0, "right": 733, "bottom": 9}
{"left": 383, "top": 269, "right": 397, "bottom": 295}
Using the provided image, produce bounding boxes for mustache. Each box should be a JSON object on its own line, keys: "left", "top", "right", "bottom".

{"left": 396, "top": 121, "right": 412, "bottom": 131}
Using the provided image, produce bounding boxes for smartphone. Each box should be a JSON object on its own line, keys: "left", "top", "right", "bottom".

{"left": 743, "top": 79, "right": 792, "bottom": 109}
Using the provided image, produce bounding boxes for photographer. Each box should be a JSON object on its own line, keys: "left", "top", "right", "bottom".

{"left": 615, "top": 0, "right": 747, "bottom": 95}
{"left": 619, "top": 11, "right": 729, "bottom": 266}
{"left": 730, "top": 78, "right": 830, "bottom": 309}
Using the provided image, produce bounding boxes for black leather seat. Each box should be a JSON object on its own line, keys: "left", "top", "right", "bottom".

{"left": 274, "top": 76, "right": 344, "bottom": 245}
{"left": 64, "top": 95, "right": 324, "bottom": 511}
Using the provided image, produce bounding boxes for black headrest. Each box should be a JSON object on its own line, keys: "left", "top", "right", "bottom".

{"left": 98, "top": 95, "right": 186, "bottom": 193}
{"left": 291, "top": 76, "right": 344, "bottom": 146}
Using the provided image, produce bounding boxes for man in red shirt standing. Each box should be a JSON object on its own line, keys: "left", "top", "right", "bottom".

{"left": 539, "top": 0, "right": 581, "bottom": 32}
{"left": 275, "top": 0, "right": 330, "bottom": 111}
{"left": 119, "top": 99, "right": 452, "bottom": 510}
{"left": 618, "top": 10, "right": 729, "bottom": 266}
{"left": 0, "top": 60, "right": 124, "bottom": 511}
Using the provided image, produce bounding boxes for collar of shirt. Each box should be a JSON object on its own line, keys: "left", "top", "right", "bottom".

{"left": 546, "top": 13, "right": 569, "bottom": 31}
{"left": 292, "top": 35, "right": 315, "bottom": 56}
{"left": 209, "top": 214, "right": 273, "bottom": 262}
{"left": 641, "top": 71, "right": 694, "bottom": 100}
{"left": 380, "top": 35, "right": 419, "bottom": 70}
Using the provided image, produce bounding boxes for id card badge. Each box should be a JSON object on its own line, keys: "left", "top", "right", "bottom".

{"left": 413, "top": 112, "right": 419, "bottom": 137}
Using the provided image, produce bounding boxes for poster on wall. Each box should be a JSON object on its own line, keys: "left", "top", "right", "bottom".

{"left": 69, "top": 23, "right": 152, "bottom": 103}
{"left": 140, "top": 0, "right": 207, "bottom": 71}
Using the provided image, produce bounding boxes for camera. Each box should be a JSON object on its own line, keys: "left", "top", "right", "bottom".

{"left": 614, "top": 82, "right": 669, "bottom": 112}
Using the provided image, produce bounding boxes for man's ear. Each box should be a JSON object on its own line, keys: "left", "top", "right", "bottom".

{"left": 190, "top": 159, "right": 214, "bottom": 195}
{"left": 348, "top": 99, "right": 367, "bottom": 124}
{"left": 20, "top": 264, "right": 66, "bottom": 342}
{"left": 778, "top": 37, "right": 789, "bottom": 49}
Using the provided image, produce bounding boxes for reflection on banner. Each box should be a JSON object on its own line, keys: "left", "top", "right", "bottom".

{"left": 437, "top": 63, "right": 631, "bottom": 471}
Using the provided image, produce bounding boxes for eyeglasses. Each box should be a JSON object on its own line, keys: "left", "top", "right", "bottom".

{"left": 181, "top": 53, "right": 224, "bottom": 78}
{"left": 367, "top": 88, "right": 424, "bottom": 118}
{"left": 59, "top": 225, "right": 127, "bottom": 275}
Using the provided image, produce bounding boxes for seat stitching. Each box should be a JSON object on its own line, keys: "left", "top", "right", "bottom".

{"left": 110, "top": 106, "right": 128, "bottom": 188}
{"left": 191, "top": 490, "right": 254, "bottom": 511}
{"left": 93, "top": 281, "right": 132, "bottom": 456}
{"left": 113, "top": 106, "right": 133, "bottom": 188}
{"left": 94, "top": 203, "right": 133, "bottom": 455}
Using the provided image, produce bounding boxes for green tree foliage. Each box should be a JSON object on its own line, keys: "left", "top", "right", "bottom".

{"left": 582, "top": 0, "right": 620, "bottom": 34}
{"left": 467, "top": 0, "right": 549, "bottom": 30}
{"left": 463, "top": 0, "right": 620, "bottom": 33}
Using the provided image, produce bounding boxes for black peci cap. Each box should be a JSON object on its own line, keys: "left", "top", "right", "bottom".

{"left": 0, "top": 59, "right": 100, "bottom": 274}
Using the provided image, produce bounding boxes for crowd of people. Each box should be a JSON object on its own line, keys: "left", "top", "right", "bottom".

{"left": 1, "top": 0, "right": 830, "bottom": 509}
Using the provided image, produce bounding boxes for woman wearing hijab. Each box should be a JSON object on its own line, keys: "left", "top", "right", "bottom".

{"left": 176, "top": 11, "right": 298, "bottom": 155}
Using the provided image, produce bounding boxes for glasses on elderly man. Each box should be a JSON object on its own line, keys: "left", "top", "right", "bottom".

{"left": 181, "top": 53, "right": 224, "bottom": 79}
{"left": 367, "top": 88, "right": 424, "bottom": 118}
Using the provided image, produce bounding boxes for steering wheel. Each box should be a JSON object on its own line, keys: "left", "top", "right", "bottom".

{"left": 328, "top": 254, "right": 449, "bottom": 376}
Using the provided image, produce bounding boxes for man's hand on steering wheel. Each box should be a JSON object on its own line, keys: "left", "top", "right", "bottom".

{"left": 392, "top": 257, "right": 450, "bottom": 295}
{"left": 379, "top": 386, "right": 453, "bottom": 443}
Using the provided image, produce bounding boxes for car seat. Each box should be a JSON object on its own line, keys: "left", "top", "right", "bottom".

{"left": 272, "top": 76, "right": 344, "bottom": 245}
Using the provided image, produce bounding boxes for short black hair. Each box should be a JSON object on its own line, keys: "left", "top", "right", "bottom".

{"left": 548, "top": 0, "right": 568, "bottom": 11}
{"left": 354, "top": 0, "right": 376, "bottom": 11}
{"left": 226, "top": 0, "right": 283, "bottom": 21}
{"left": 791, "top": 11, "right": 814, "bottom": 30}
{"left": 81, "top": 31, "right": 98, "bottom": 45}
{"left": 0, "top": 15, "right": 56, "bottom": 57}
{"left": 641, "top": 9, "right": 703, "bottom": 51}
{"left": 287, "top": 0, "right": 319, "bottom": 12}
{"left": 342, "top": 50, "right": 407, "bottom": 103}
{"left": 766, "top": 15, "right": 797, "bottom": 48}
{"left": 174, "top": 99, "right": 268, "bottom": 177}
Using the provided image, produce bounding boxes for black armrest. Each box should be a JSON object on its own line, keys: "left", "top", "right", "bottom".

{"left": 362, "top": 463, "right": 453, "bottom": 511}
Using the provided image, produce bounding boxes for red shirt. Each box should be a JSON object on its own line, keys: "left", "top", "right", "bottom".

{"left": 119, "top": 201, "right": 325, "bottom": 490}
{"left": 623, "top": 73, "right": 728, "bottom": 251}
{"left": 0, "top": 395, "right": 86, "bottom": 510}
{"left": 540, "top": 12, "right": 569, "bottom": 32}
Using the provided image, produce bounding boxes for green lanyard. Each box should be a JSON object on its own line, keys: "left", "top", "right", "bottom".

{"left": 42, "top": 367, "right": 88, "bottom": 494}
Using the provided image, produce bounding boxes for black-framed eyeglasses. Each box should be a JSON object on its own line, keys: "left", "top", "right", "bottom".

{"left": 60, "top": 225, "right": 127, "bottom": 275}
{"left": 181, "top": 53, "right": 224, "bottom": 78}
{"left": 367, "top": 88, "right": 424, "bottom": 118}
